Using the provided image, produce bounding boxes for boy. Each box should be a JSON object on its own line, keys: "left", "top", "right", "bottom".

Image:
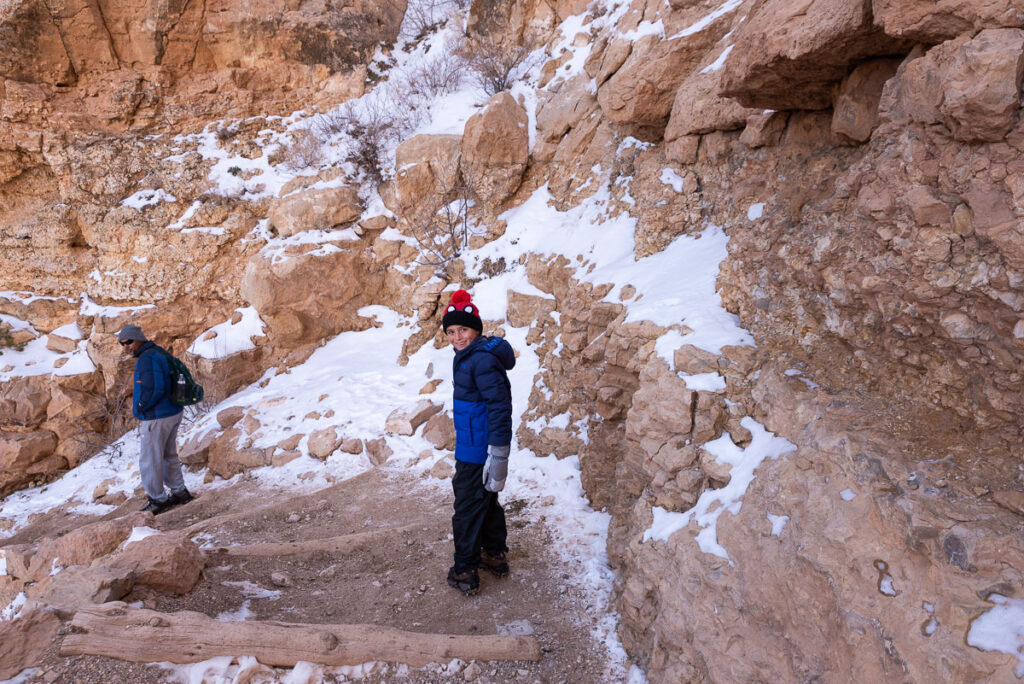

{"left": 442, "top": 289, "right": 516, "bottom": 595}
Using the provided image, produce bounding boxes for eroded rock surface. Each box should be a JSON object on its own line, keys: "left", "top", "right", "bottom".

{"left": 2, "top": 0, "right": 1024, "bottom": 681}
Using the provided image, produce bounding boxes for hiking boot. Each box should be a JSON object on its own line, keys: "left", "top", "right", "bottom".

{"left": 446, "top": 567, "right": 480, "bottom": 596}
{"left": 480, "top": 550, "right": 510, "bottom": 578}
{"left": 141, "top": 497, "right": 173, "bottom": 515}
{"left": 170, "top": 488, "right": 194, "bottom": 506}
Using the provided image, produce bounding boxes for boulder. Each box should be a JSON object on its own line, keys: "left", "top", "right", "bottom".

{"left": 25, "top": 566, "right": 133, "bottom": 619}
{"left": 883, "top": 30, "right": 1024, "bottom": 144}
{"left": 665, "top": 68, "right": 758, "bottom": 140}
{"left": 216, "top": 406, "right": 245, "bottom": 429}
{"left": 240, "top": 245, "right": 378, "bottom": 345}
{"left": 307, "top": 426, "right": 341, "bottom": 460}
{"left": 366, "top": 437, "right": 393, "bottom": 466}
{"left": 430, "top": 457, "right": 454, "bottom": 480}
{"left": 391, "top": 134, "right": 463, "bottom": 223}
{"left": 104, "top": 533, "right": 205, "bottom": 595}
{"left": 719, "top": 0, "right": 913, "bottom": 110}
{"left": 268, "top": 186, "right": 362, "bottom": 237}
{"left": 385, "top": 400, "right": 442, "bottom": 436}
{"left": 507, "top": 290, "right": 556, "bottom": 328}
{"left": 339, "top": 437, "right": 363, "bottom": 454}
{"left": 423, "top": 411, "right": 456, "bottom": 454}
{"left": 831, "top": 59, "right": 902, "bottom": 144}
{"left": 461, "top": 92, "right": 530, "bottom": 208}
{"left": 0, "top": 609, "right": 61, "bottom": 681}
{"left": 207, "top": 433, "right": 273, "bottom": 479}
{"left": 0, "top": 544, "right": 35, "bottom": 581}
{"left": 0, "top": 376, "right": 51, "bottom": 425}
{"left": 534, "top": 74, "right": 599, "bottom": 157}
{"left": 597, "top": 17, "right": 726, "bottom": 129}
{"left": 179, "top": 425, "right": 218, "bottom": 467}
{"left": 938, "top": 29, "right": 1024, "bottom": 143}
{"left": 873, "top": 0, "right": 1024, "bottom": 42}
{"left": 0, "top": 429, "right": 59, "bottom": 496}
{"left": 29, "top": 513, "right": 148, "bottom": 582}
{"left": 276, "top": 433, "right": 304, "bottom": 451}
{"left": 45, "top": 332, "right": 78, "bottom": 353}
{"left": 271, "top": 449, "right": 302, "bottom": 466}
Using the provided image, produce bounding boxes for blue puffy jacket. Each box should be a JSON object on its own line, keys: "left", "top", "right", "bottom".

{"left": 452, "top": 335, "right": 515, "bottom": 464}
{"left": 132, "top": 342, "right": 183, "bottom": 421}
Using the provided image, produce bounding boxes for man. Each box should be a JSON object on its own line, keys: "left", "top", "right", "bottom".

{"left": 118, "top": 324, "right": 193, "bottom": 514}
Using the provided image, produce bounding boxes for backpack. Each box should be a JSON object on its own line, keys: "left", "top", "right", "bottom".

{"left": 158, "top": 349, "right": 204, "bottom": 406}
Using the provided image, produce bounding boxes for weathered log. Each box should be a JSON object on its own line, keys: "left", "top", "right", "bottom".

{"left": 61, "top": 604, "right": 541, "bottom": 667}
{"left": 207, "top": 523, "right": 423, "bottom": 557}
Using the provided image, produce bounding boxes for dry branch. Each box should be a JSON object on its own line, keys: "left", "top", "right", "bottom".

{"left": 61, "top": 604, "right": 541, "bottom": 667}
{"left": 207, "top": 523, "right": 424, "bottom": 557}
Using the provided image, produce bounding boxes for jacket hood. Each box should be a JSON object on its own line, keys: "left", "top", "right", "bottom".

{"left": 456, "top": 335, "right": 516, "bottom": 370}
{"left": 134, "top": 340, "right": 157, "bottom": 358}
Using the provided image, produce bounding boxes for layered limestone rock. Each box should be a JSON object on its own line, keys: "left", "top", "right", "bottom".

{"left": 503, "top": 0, "right": 1024, "bottom": 680}
{"left": 0, "top": 0, "right": 406, "bottom": 130}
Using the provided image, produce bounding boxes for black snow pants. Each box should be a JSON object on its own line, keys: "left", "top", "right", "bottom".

{"left": 451, "top": 460, "right": 508, "bottom": 572}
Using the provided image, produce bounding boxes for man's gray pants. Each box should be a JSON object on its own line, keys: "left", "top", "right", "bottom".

{"left": 139, "top": 412, "right": 185, "bottom": 502}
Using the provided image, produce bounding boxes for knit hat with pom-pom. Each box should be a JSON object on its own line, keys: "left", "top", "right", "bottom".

{"left": 441, "top": 289, "right": 483, "bottom": 333}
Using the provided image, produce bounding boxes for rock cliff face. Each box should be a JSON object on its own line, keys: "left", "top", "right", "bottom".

{"left": 2, "top": 0, "right": 1023, "bottom": 680}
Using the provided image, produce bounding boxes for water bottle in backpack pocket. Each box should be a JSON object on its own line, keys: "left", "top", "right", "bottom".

{"left": 160, "top": 350, "right": 205, "bottom": 407}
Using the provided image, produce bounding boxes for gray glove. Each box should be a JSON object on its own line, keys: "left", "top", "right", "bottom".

{"left": 482, "top": 445, "right": 510, "bottom": 493}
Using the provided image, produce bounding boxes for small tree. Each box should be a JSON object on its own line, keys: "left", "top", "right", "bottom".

{"left": 408, "top": 167, "right": 482, "bottom": 277}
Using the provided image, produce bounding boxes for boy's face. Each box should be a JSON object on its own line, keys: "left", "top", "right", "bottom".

{"left": 446, "top": 325, "right": 479, "bottom": 351}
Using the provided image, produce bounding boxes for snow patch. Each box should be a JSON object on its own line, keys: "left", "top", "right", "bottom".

{"left": 700, "top": 45, "right": 734, "bottom": 74}
{"left": 643, "top": 418, "right": 797, "bottom": 561}
{"left": 122, "top": 188, "right": 177, "bottom": 209}
{"left": 967, "top": 595, "right": 1024, "bottom": 676}
{"left": 124, "top": 526, "right": 162, "bottom": 547}
{"left": 188, "top": 307, "right": 267, "bottom": 359}
{"left": 767, "top": 513, "right": 788, "bottom": 537}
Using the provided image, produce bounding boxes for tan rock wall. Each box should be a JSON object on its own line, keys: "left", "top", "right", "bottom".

{"left": 518, "top": 0, "right": 1024, "bottom": 680}
{"left": 0, "top": 0, "right": 407, "bottom": 129}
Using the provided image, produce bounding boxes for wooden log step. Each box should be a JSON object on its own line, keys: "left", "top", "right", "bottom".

{"left": 61, "top": 604, "right": 542, "bottom": 667}
{"left": 206, "top": 523, "right": 424, "bottom": 557}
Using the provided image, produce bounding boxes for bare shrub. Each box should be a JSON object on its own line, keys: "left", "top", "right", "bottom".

{"left": 66, "top": 380, "right": 136, "bottom": 464}
{"left": 408, "top": 168, "right": 484, "bottom": 277}
{"left": 462, "top": 40, "right": 536, "bottom": 96}
{"left": 271, "top": 130, "right": 326, "bottom": 172}
{"left": 403, "top": 0, "right": 472, "bottom": 40}
{"left": 404, "top": 51, "right": 467, "bottom": 99}
{"left": 310, "top": 109, "right": 351, "bottom": 140}
{"left": 323, "top": 86, "right": 424, "bottom": 186}
{"left": 0, "top": 326, "right": 26, "bottom": 354}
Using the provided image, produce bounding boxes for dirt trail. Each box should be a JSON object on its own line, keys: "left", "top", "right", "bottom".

{"left": 9, "top": 468, "right": 626, "bottom": 683}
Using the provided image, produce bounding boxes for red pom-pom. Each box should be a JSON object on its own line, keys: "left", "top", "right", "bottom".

{"left": 450, "top": 289, "right": 472, "bottom": 308}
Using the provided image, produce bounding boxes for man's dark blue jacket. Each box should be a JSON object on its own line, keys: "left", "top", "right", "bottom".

{"left": 452, "top": 335, "right": 515, "bottom": 464}
{"left": 132, "top": 341, "right": 183, "bottom": 421}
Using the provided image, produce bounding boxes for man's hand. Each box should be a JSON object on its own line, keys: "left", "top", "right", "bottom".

{"left": 482, "top": 445, "right": 510, "bottom": 492}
